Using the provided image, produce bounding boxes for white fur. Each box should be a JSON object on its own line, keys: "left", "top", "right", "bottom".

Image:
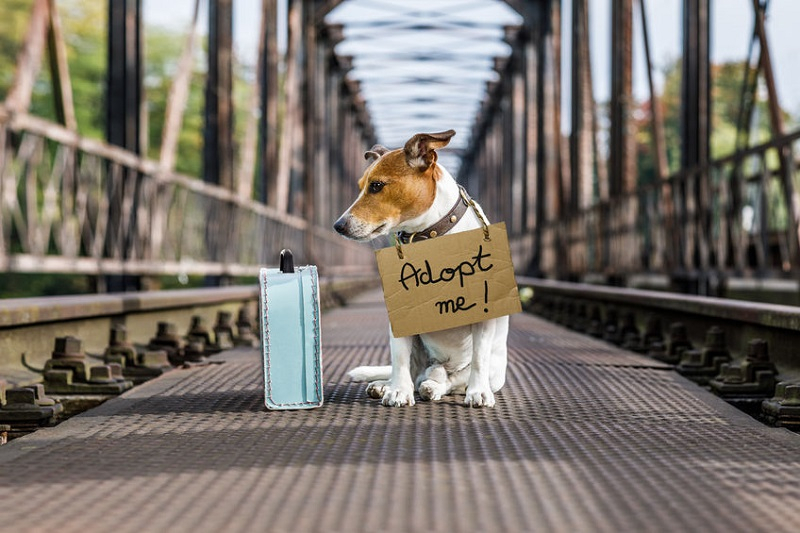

{"left": 347, "top": 365, "right": 391, "bottom": 382}
{"left": 341, "top": 164, "right": 509, "bottom": 408}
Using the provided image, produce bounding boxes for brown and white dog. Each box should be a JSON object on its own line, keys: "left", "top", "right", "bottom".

{"left": 333, "top": 129, "right": 508, "bottom": 407}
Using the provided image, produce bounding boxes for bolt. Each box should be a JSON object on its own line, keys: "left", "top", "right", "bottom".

{"left": 704, "top": 326, "right": 727, "bottom": 351}
{"left": 761, "top": 381, "right": 800, "bottom": 430}
{"left": 604, "top": 308, "right": 621, "bottom": 344}
{"left": 776, "top": 382, "right": 800, "bottom": 406}
{"left": 668, "top": 322, "right": 693, "bottom": 357}
{"left": 214, "top": 311, "right": 235, "bottom": 350}
{"left": 4, "top": 388, "right": 37, "bottom": 406}
{"left": 139, "top": 350, "right": 170, "bottom": 368}
{"left": 52, "top": 336, "right": 84, "bottom": 360}
{"left": 236, "top": 306, "right": 253, "bottom": 328}
{"left": 587, "top": 307, "right": 603, "bottom": 338}
{"left": 156, "top": 322, "right": 179, "bottom": 340}
{"left": 188, "top": 315, "right": 212, "bottom": 345}
{"left": 679, "top": 348, "right": 704, "bottom": 368}
{"left": 746, "top": 338, "right": 769, "bottom": 363}
{"left": 643, "top": 315, "right": 663, "bottom": 349}
{"left": 6, "top": 383, "right": 56, "bottom": 409}
{"left": 89, "top": 365, "right": 116, "bottom": 384}
{"left": 216, "top": 311, "right": 233, "bottom": 328}
{"left": 235, "top": 306, "right": 259, "bottom": 347}
{"left": 620, "top": 311, "right": 641, "bottom": 351}
{"left": 3, "top": 385, "right": 56, "bottom": 407}
{"left": 677, "top": 326, "right": 731, "bottom": 384}
{"left": 108, "top": 324, "right": 130, "bottom": 347}
{"left": 184, "top": 340, "right": 207, "bottom": 363}
{"left": 149, "top": 321, "right": 183, "bottom": 364}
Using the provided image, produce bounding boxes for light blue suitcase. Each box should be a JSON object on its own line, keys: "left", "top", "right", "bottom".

{"left": 258, "top": 250, "right": 323, "bottom": 410}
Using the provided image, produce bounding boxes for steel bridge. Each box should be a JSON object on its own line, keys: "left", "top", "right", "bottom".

{"left": 2, "top": 1, "right": 800, "bottom": 531}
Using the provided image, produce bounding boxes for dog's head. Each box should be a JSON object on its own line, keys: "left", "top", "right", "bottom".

{"left": 333, "top": 129, "right": 455, "bottom": 241}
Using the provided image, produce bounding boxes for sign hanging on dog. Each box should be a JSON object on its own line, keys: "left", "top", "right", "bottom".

{"left": 375, "top": 222, "right": 522, "bottom": 338}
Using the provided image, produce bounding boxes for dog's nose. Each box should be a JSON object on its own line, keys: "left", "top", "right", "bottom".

{"left": 333, "top": 216, "right": 348, "bottom": 235}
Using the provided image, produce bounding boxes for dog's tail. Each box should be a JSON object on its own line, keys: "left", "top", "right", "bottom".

{"left": 347, "top": 365, "right": 392, "bottom": 382}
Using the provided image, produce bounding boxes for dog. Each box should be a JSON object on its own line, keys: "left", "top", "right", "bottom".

{"left": 333, "top": 129, "right": 509, "bottom": 407}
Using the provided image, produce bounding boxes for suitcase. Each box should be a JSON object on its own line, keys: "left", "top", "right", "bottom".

{"left": 258, "top": 249, "right": 323, "bottom": 410}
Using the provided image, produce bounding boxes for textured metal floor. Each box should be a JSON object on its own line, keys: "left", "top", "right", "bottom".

{"left": 2, "top": 290, "right": 800, "bottom": 532}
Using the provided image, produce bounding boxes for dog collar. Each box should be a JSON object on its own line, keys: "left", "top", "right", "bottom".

{"left": 396, "top": 186, "right": 471, "bottom": 244}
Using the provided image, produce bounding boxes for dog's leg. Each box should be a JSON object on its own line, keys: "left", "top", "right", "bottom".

{"left": 489, "top": 315, "right": 510, "bottom": 392}
{"left": 381, "top": 334, "right": 416, "bottom": 406}
{"left": 417, "top": 364, "right": 448, "bottom": 401}
{"left": 465, "top": 319, "right": 497, "bottom": 407}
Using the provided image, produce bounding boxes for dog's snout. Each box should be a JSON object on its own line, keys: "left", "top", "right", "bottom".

{"left": 333, "top": 216, "right": 348, "bottom": 235}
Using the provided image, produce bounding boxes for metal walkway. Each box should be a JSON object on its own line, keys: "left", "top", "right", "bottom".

{"left": 1, "top": 290, "right": 800, "bottom": 533}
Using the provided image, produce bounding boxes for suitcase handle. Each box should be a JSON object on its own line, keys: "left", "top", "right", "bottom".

{"left": 280, "top": 249, "right": 294, "bottom": 273}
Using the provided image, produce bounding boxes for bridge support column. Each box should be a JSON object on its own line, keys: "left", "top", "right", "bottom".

{"left": 105, "top": 0, "right": 143, "bottom": 293}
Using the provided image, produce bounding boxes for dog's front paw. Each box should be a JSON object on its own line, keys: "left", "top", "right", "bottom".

{"left": 418, "top": 379, "right": 446, "bottom": 401}
{"left": 464, "top": 387, "right": 495, "bottom": 408}
{"left": 365, "top": 380, "right": 389, "bottom": 399}
{"left": 381, "top": 386, "right": 415, "bottom": 407}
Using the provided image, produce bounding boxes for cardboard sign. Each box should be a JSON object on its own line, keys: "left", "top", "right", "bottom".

{"left": 375, "top": 222, "right": 522, "bottom": 337}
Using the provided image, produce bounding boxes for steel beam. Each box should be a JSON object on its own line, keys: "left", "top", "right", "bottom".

{"left": 569, "top": 0, "right": 592, "bottom": 211}
{"left": 257, "top": 0, "right": 279, "bottom": 205}
{"left": 680, "top": 0, "right": 710, "bottom": 170}
{"left": 204, "top": 0, "right": 234, "bottom": 190}
{"left": 105, "top": 0, "right": 142, "bottom": 293}
{"left": 106, "top": 0, "right": 142, "bottom": 154}
{"left": 609, "top": 0, "right": 633, "bottom": 196}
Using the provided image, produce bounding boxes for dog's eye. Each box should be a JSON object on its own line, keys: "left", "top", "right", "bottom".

{"left": 368, "top": 181, "right": 385, "bottom": 194}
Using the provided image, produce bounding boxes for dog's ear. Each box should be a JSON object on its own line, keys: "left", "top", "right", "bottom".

{"left": 404, "top": 130, "right": 455, "bottom": 170}
{"left": 364, "top": 144, "right": 390, "bottom": 163}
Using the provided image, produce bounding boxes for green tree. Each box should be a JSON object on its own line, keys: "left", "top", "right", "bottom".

{"left": 0, "top": 0, "right": 34, "bottom": 100}
{"left": 56, "top": 0, "right": 107, "bottom": 139}
{"left": 634, "top": 59, "right": 794, "bottom": 183}
{"left": 144, "top": 25, "right": 206, "bottom": 177}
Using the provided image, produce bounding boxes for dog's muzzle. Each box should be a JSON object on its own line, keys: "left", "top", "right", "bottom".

{"left": 333, "top": 214, "right": 384, "bottom": 241}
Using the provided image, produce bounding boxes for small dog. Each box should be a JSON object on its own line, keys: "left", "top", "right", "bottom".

{"left": 333, "top": 129, "right": 509, "bottom": 407}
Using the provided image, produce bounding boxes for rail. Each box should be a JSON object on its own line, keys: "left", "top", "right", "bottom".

{"left": 519, "top": 276, "right": 800, "bottom": 385}
{"left": 0, "top": 276, "right": 378, "bottom": 387}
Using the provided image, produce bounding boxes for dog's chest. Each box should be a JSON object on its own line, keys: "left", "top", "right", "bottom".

{"left": 418, "top": 326, "right": 474, "bottom": 366}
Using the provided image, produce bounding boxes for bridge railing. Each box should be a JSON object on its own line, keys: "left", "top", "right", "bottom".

{"left": 539, "top": 129, "right": 800, "bottom": 284}
{"left": 0, "top": 110, "right": 374, "bottom": 279}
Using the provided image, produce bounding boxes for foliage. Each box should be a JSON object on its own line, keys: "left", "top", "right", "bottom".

{"left": 0, "top": 273, "right": 92, "bottom": 298}
{"left": 144, "top": 25, "right": 207, "bottom": 177}
{"left": 0, "top": 0, "right": 34, "bottom": 100}
{"left": 633, "top": 59, "right": 794, "bottom": 185}
{"left": 0, "top": 0, "right": 107, "bottom": 138}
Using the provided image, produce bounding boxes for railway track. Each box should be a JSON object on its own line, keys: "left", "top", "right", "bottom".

{"left": 0, "top": 276, "right": 378, "bottom": 441}
{"left": 518, "top": 277, "right": 800, "bottom": 428}
{"left": 2, "top": 276, "right": 799, "bottom": 442}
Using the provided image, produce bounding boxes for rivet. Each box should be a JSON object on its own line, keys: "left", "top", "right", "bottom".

{"left": 429, "top": 230, "right": 438, "bottom": 238}
{"left": 450, "top": 215, "right": 458, "bottom": 223}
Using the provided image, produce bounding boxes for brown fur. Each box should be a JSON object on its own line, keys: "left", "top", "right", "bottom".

{"left": 349, "top": 148, "right": 440, "bottom": 226}
{"left": 333, "top": 130, "right": 455, "bottom": 240}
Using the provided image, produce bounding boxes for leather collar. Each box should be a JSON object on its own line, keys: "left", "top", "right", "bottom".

{"left": 396, "top": 186, "right": 470, "bottom": 244}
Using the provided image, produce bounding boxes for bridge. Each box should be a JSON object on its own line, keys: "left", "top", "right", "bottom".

{"left": 2, "top": 1, "right": 800, "bottom": 531}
